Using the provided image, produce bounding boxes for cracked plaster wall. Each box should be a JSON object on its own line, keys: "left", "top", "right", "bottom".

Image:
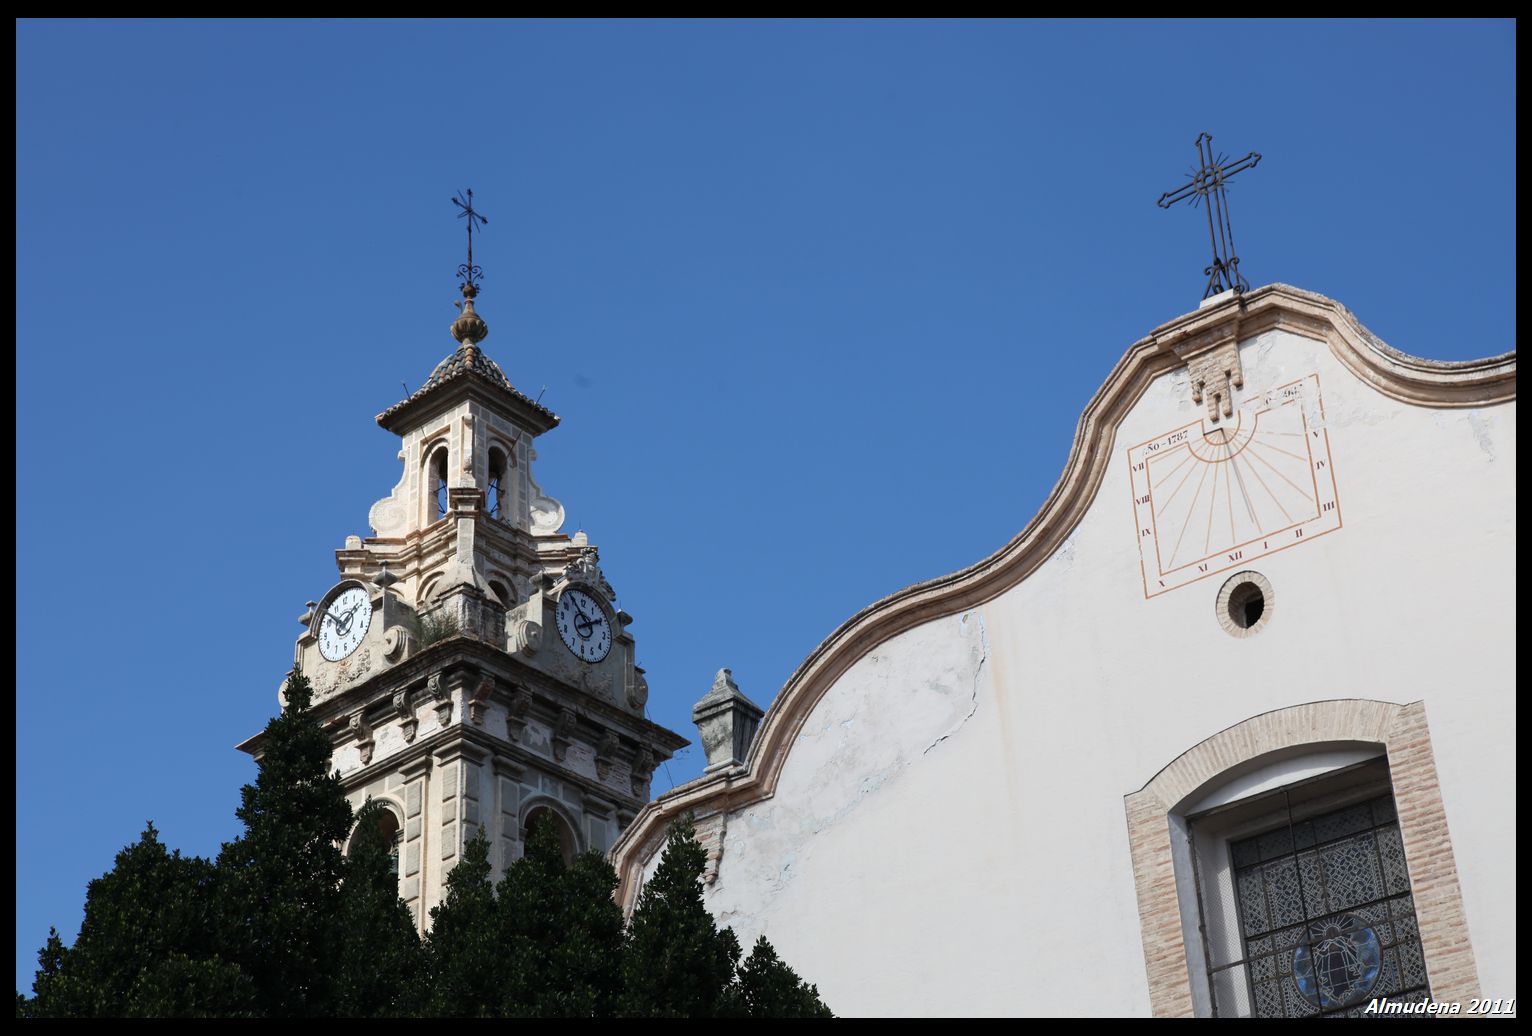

{"left": 685, "top": 327, "right": 1515, "bottom": 1016}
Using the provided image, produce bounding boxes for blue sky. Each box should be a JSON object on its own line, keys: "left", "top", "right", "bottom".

{"left": 15, "top": 19, "right": 1515, "bottom": 990}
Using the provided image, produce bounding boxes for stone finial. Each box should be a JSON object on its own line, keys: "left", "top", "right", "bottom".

{"left": 450, "top": 295, "right": 489, "bottom": 346}
{"left": 691, "top": 668, "right": 765, "bottom": 773}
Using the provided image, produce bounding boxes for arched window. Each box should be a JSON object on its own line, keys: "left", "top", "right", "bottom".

{"left": 487, "top": 446, "right": 508, "bottom": 522}
{"left": 523, "top": 805, "right": 577, "bottom": 866}
{"left": 1183, "top": 756, "right": 1427, "bottom": 1016}
{"left": 349, "top": 805, "right": 403, "bottom": 883}
{"left": 1125, "top": 701, "right": 1477, "bottom": 1018}
{"left": 488, "top": 579, "right": 513, "bottom": 610}
{"left": 428, "top": 446, "right": 449, "bottom": 522}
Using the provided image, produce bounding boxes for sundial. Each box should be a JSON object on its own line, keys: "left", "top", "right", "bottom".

{"left": 1128, "top": 373, "right": 1342, "bottom": 598}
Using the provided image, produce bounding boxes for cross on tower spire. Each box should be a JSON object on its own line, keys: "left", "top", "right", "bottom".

{"left": 1158, "top": 133, "right": 1262, "bottom": 300}
{"left": 452, "top": 188, "right": 489, "bottom": 298}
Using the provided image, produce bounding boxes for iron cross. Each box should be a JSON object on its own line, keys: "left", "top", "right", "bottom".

{"left": 452, "top": 188, "right": 489, "bottom": 292}
{"left": 1158, "top": 134, "right": 1261, "bottom": 299}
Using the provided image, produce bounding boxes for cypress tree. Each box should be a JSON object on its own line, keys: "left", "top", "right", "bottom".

{"left": 331, "top": 800, "right": 420, "bottom": 1016}
{"left": 724, "top": 935, "right": 834, "bottom": 1018}
{"left": 213, "top": 670, "right": 353, "bottom": 1016}
{"left": 618, "top": 814, "right": 741, "bottom": 1017}
{"left": 20, "top": 824, "right": 253, "bottom": 1017}
{"left": 19, "top": 669, "right": 835, "bottom": 1019}
{"left": 416, "top": 827, "right": 500, "bottom": 1017}
{"left": 497, "top": 815, "right": 624, "bottom": 1016}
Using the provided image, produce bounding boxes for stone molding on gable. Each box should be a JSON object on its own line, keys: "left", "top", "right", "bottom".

{"left": 1124, "top": 699, "right": 1478, "bottom": 1017}
{"left": 609, "top": 285, "right": 1516, "bottom": 911}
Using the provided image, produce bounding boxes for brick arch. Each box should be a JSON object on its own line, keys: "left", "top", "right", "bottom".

{"left": 1123, "top": 699, "right": 1478, "bottom": 1016}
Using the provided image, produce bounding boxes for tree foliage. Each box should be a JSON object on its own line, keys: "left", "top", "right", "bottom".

{"left": 21, "top": 673, "right": 830, "bottom": 1018}
{"left": 213, "top": 670, "right": 356, "bottom": 1015}
{"left": 331, "top": 800, "right": 420, "bottom": 1017}
{"left": 620, "top": 815, "right": 742, "bottom": 1017}
{"left": 20, "top": 826, "right": 253, "bottom": 1017}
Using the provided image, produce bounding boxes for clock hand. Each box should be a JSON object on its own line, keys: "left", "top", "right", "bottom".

{"left": 334, "top": 604, "right": 361, "bottom": 635}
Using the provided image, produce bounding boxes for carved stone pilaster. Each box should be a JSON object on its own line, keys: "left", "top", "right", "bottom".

{"left": 504, "top": 686, "right": 532, "bottom": 743}
{"left": 552, "top": 707, "right": 575, "bottom": 762}
{"left": 626, "top": 665, "right": 649, "bottom": 710}
{"left": 630, "top": 746, "right": 655, "bottom": 798}
{"left": 348, "top": 711, "right": 375, "bottom": 765}
{"left": 468, "top": 675, "right": 494, "bottom": 726}
{"left": 393, "top": 688, "right": 417, "bottom": 743}
{"left": 509, "top": 614, "right": 542, "bottom": 657}
{"left": 428, "top": 672, "right": 453, "bottom": 726}
{"left": 596, "top": 731, "right": 620, "bottom": 780}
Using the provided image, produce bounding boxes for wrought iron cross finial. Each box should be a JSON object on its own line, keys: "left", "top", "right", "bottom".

{"left": 452, "top": 188, "right": 488, "bottom": 295}
{"left": 1158, "top": 133, "right": 1261, "bottom": 299}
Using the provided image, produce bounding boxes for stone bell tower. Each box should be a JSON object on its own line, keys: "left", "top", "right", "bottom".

{"left": 237, "top": 200, "right": 687, "bottom": 928}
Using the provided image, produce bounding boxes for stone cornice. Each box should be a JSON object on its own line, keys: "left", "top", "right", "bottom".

{"left": 237, "top": 637, "right": 688, "bottom": 760}
{"left": 376, "top": 366, "right": 559, "bottom": 437}
{"left": 608, "top": 283, "right": 1517, "bottom": 908}
{"left": 336, "top": 719, "right": 653, "bottom": 811}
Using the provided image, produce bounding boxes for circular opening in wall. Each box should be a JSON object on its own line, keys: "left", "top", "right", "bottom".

{"left": 1229, "top": 582, "right": 1264, "bottom": 629}
{"left": 1217, "top": 571, "right": 1274, "bottom": 638}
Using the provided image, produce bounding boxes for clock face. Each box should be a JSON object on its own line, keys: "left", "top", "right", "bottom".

{"left": 1127, "top": 372, "right": 1342, "bottom": 598}
{"left": 556, "top": 588, "right": 612, "bottom": 663}
{"left": 318, "top": 585, "right": 372, "bottom": 661}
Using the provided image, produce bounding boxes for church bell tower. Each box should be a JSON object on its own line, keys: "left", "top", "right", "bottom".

{"left": 238, "top": 194, "right": 688, "bottom": 928}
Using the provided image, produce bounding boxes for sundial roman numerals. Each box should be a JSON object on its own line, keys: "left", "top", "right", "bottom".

{"left": 1129, "top": 373, "right": 1342, "bottom": 599}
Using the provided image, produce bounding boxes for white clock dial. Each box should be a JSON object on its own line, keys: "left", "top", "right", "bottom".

{"left": 555, "top": 588, "right": 612, "bottom": 663}
{"left": 318, "top": 586, "right": 372, "bottom": 661}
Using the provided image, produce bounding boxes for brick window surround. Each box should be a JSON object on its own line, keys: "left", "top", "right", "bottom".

{"left": 1124, "top": 700, "right": 1478, "bottom": 1017}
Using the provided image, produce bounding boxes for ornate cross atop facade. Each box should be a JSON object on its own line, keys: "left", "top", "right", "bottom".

{"left": 1158, "top": 133, "right": 1261, "bottom": 300}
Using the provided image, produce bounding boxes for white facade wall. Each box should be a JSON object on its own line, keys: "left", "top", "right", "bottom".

{"left": 673, "top": 323, "right": 1515, "bottom": 1016}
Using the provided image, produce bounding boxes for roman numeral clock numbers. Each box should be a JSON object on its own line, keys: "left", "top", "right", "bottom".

{"left": 1127, "top": 373, "right": 1342, "bottom": 599}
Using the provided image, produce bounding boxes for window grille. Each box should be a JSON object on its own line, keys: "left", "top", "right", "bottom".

{"left": 1195, "top": 769, "right": 1431, "bottom": 1017}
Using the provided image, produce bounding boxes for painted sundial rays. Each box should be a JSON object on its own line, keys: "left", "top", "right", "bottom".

{"left": 1129, "top": 373, "right": 1341, "bottom": 599}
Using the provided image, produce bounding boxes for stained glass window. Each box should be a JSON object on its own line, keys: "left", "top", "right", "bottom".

{"left": 1221, "top": 793, "right": 1431, "bottom": 1017}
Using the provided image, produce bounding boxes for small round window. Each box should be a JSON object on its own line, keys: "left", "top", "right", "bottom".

{"left": 1217, "top": 571, "right": 1274, "bottom": 638}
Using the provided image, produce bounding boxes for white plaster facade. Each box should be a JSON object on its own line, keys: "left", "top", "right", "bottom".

{"left": 613, "top": 285, "right": 1515, "bottom": 1017}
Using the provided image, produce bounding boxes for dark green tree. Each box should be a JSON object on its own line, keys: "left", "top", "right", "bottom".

{"left": 723, "top": 936, "right": 834, "bottom": 1018}
{"left": 213, "top": 669, "right": 354, "bottom": 1016}
{"left": 497, "top": 815, "right": 625, "bottom": 1016}
{"left": 19, "top": 824, "right": 254, "bottom": 1018}
{"left": 416, "top": 828, "right": 500, "bottom": 1017}
{"left": 19, "top": 668, "right": 832, "bottom": 1019}
{"left": 331, "top": 800, "right": 420, "bottom": 1017}
{"left": 618, "top": 814, "right": 742, "bottom": 1017}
